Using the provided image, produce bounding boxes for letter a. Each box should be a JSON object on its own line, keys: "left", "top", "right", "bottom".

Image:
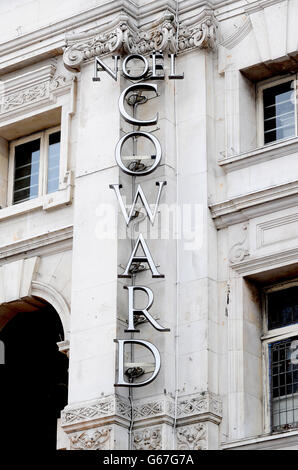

{"left": 118, "top": 233, "right": 164, "bottom": 278}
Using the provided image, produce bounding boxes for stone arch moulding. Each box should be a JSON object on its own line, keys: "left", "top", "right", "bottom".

{"left": 0, "top": 257, "right": 70, "bottom": 345}
{"left": 31, "top": 280, "right": 70, "bottom": 342}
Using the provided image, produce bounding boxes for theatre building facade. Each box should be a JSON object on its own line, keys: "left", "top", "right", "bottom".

{"left": 1, "top": 0, "right": 298, "bottom": 451}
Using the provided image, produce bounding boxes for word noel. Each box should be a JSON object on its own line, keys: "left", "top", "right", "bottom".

{"left": 93, "top": 52, "right": 184, "bottom": 387}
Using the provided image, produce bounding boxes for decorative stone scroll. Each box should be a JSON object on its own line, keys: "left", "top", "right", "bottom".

{"left": 63, "top": 10, "right": 217, "bottom": 72}
{"left": 178, "top": 10, "right": 217, "bottom": 52}
{"left": 229, "top": 223, "right": 250, "bottom": 264}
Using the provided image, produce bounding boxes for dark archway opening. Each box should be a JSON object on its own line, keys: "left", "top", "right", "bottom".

{"left": 0, "top": 301, "right": 68, "bottom": 450}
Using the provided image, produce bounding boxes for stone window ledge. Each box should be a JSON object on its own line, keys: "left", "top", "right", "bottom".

{"left": 0, "top": 170, "right": 72, "bottom": 222}
{"left": 221, "top": 429, "right": 298, "bottom": 450}
{"left": 219, "top": 137, "right": 298, "bottom": 173}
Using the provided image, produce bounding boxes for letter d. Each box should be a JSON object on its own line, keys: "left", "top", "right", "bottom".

{"left": 114, "top": 339, "right": 161, "bottom": 387}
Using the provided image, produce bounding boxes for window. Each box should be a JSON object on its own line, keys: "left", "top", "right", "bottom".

{"left": 263, "top": 284, "right": 298, "bottom": 433}
{"left": 9, "top": 127, "right": 61, "bottom": 205}
{"left": 258, "top": 76, "right": 298, "bottom": 146}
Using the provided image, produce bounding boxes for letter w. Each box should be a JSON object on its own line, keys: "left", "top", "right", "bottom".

{"left": 110, "top": 181, "right": 166, "bottom": 225}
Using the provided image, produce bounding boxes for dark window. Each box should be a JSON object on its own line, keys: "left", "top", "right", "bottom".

{"left": 13, "top": 138, "right": 40, "bottom": 204}
{"left": 263, "top": 81, "right": 295, "bottom": 145}
{"left": 269, "top": 336, "right": 298, "bottom": 432}
{"left": 268, "top": 286, "right": 298, "bottom": 330}
{"left": 47, "top": 131, "right": 60, "bottom": 194}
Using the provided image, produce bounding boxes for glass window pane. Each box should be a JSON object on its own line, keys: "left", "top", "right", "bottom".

{"left": 268, "top": 286, "right": 298, "bottom": 330}
{"left": 263, "top": 81, "right": 295, "bottom": 145}
{"left": 47, "top": 131, "right": 60, "bottom": 194}
{"left": 270, "top": 337, "right": 298, "bottom": 432}
{"left": 13, "top": 139, "right": 40, "bottom": 204}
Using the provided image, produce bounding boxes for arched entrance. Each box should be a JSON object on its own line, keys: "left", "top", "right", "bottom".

{"left": 0, "top": 298, "right": 68, "bottom": 450}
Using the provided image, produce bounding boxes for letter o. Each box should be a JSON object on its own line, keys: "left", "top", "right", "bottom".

{"left": 122, "top": 54, "right": 149, "bottom": 80}
{"left": 115, "top": 131, "right": 162, "bottom": 176}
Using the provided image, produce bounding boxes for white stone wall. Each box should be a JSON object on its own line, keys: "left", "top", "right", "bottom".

{"left": 0, "top": 0, "right": 298, "bottom": 450}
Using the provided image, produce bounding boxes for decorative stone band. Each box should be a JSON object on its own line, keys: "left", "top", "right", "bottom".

{"left": 61, "top": 391, "right": 222, "bottom": 430}
{"left": 63, "top": 10, "right": 217, "bottom": 72}
{"left": 61, "top": 392, "right": 221, "bottom": 450}
{"left": 0, "top": 63, "right": 73, "bottom": 119}
{"left": 61, "top": 394, "right": 132, "bottom": 432}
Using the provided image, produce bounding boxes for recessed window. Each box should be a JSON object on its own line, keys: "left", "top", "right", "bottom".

{"left": 267, "top": 286, "right": 298, "bottom": 330}
{"left": 258, "top": 76, "right": 298, "bottom": 146}
{"left": 13, "top": 138, "right": 40, "bottom": 204}
{"left": 269, "top": 336, "right": 298, "bottom": 432}
{"left": 10, "top": 127, "right": 61, "bottom": 205}
{"left": 264, "top": 285, "right": 298, "bottom": 433}
{"left": 47, "top": 131, "right": 61, "bottom": 195}
{"left": 263, "top": 81, "right": 295, "bottom": 145}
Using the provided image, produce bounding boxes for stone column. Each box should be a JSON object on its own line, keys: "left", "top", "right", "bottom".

{"left": 173, "top": 48, "right": 222, "bottom": 449}
{"left": 61, "top": 59, "right": 130, "bottom": 450}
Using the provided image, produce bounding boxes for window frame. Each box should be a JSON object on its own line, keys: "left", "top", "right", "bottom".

{"left": 262, "top": 279, "right": 298, "bottom": 433}
{"left": 257, "top": 74, "right": 298, "bottom": 148}
{"left": 7, "top": 125, "right": 61, "bottom": 206}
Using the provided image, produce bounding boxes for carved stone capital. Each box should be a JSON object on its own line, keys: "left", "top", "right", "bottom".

{"left": 63, "top": 10, "right": 218, "bottom": 72}
{"left": 63, "top": 14, "right": 136, "bottom": 72}
{"left": 178, "top": 10, "right": 217, "bottom": 53}
{"left": 131, "top": 13, "right": 177, "bottom": 55}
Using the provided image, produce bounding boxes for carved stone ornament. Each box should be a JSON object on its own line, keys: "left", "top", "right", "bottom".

{"left": 176, "top": 392, "right": 222, "bottom": 420}
{"left": 229, "top": 223, "right": 250, "bottom": 264}
{"left": 70, "top": 427, "right": 111, "bottom": 450}
{"left": 133, "top": 426, "right": 162, "bottom": 450}
{"left": 61, "top": 394, "right": 131, "bottom": 425}
{"left": 63, "top": 10, "right": 217, "bottom": 72}
{"left": 178, "top": 10, "right": 217, "bottom": 52}
{"left": 0, "top": 64, "right": 71, "bottom": 118}
{"left": 61, "top": 392, "right": 222, "bottom": 442}
{"left": 176, "top": 423, "right": 207, "bottom": 450}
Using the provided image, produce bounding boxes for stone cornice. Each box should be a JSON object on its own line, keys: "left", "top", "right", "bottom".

{"left": 210, "top": 180, "right": 298, "bottom": 229}
{"left": 218, "top": 138, "right": 298, "bottom": 173}
{"left": 63, "top": 8, "right": 218, "bottom": 72}
{"left": 0, "top": 226, "right": 73, "bottom": 264}
{"left": 229, "top": 246, "right": 298, "bottom": 276}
